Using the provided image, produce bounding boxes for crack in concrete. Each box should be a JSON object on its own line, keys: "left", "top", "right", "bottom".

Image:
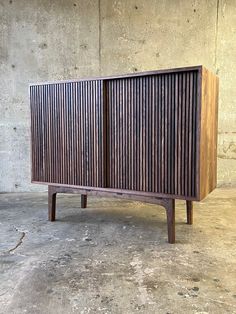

{"left": 0, "top": 291, "right": 8, "bottom": 297}
{"left": 8, "top": 230, "right": 26, "bottom": 253}
{"left": 218, "top": 155, "right": 236, "bottom": 160}
{"left": 222, "top": 142, "right": 236, "bottom": 154}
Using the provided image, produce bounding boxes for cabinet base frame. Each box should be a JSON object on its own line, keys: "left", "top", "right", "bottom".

{"left": 48, "top": 185, "right": 193, "bottom": 244}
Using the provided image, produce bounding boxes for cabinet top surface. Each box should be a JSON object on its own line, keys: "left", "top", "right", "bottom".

{"left": 29, "top": 65, "right": 204, "bottom": 87}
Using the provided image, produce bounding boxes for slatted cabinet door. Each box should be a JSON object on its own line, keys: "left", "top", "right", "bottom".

{"left": 30, "top": 80, "right": 106, "bottom": 187}
{"left": 106, "top": 70, "right": 199, "bottom": 198}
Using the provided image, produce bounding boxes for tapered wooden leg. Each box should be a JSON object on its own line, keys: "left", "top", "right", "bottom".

{"left": 165, "top": 199, "right": 175, "bottom": 244}
{"left": 48, "top": 186, "right": 56, "bottom": 221}
{"left": 186, "top": 201, "right": 193, "bottom": 225}
{"left": 81, "top": 194, "right": 87, "bottom": 209}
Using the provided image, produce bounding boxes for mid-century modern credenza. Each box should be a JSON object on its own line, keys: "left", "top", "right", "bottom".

{"left": 30, "top": 65, "right": 219, "bottom": 243}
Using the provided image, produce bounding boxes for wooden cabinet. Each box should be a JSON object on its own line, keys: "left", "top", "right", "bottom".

{"left": 30, "top": 65, "right": 219, "bottom": 243}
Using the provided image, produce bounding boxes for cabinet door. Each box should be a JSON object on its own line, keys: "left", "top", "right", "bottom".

{"left": 106, "top": 71, "right": 199, "bottom": 198}
{"left": 30, "top": 80, "right": 105, "bottom": 187}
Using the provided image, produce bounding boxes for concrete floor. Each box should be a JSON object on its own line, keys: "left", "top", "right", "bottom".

{"left": 0, "top": 188, "right": 235, "bottom": 314}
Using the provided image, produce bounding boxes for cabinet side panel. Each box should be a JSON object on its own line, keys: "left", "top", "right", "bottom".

{"left": 200, "top": 68, "right": 219, "bottom": 200}
{"left": 30, "top": 81, "right": 105, "bottom": 187}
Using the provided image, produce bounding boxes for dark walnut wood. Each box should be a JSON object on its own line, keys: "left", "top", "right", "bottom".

{"left": 81, "top": 194, "right": 87, "bottom": 209}
{"left": 186, "top": 200, "right": 193, "bottom": 225}
{"left": 30, "top": 65, "right": 219, "bottom": 243}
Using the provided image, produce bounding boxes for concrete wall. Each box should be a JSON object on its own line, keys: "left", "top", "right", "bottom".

{"left": 0, "top": 0, "right": 235, "bottom": 192}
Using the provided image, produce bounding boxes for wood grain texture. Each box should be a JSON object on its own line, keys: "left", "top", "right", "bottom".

{"left": 30, "top": 65, "right": 219, "bottom": 244}
{"left": 106, "top": 71, "right": 198, "bottom": 197}
{"left": 186, "top": 200, "right": 193, "bottom": 224}
{"left": 199, "top": 67, "right": 219, "bottom": 200}
{"left": 30, "top": 80, "right": 105, "bottom": 187}
{"left": 30, "top": 65, "right": 218, "bottom": 202}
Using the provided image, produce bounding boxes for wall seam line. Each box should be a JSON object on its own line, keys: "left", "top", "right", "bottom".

{"left": 214, "top": 0, "right": 220, "bottom": 71}
{"left": 98, "top": 0, "right": 101, "bottom": 75}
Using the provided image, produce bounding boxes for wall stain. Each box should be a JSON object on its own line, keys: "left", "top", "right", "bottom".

{"left": 80, "top": 44, "right": 87, "bottom": 49}
{"left": 39, "top": 43, "right": 47, "bottom": 49}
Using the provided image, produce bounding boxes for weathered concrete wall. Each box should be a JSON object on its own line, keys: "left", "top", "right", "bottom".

{"left": 0, "top": 0, "right": 235, "bottom": 192}
{"left": 0, "top": 0, "right": 100, "bottom": 192}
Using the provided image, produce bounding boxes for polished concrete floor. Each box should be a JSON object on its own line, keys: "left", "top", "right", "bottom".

{"left": 0, "top": 188, "right": 235, "bottom": 314}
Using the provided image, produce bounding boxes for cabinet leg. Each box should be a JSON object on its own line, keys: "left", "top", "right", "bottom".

{"left": 48, "top": 186, "right": 56, "bottom": 221}
{"left": 186, "top": 201, "right": 193, "bottom": 225}
{"left": 165, "top": 200, "right": 175, "bottom": 244}
{"left": 81, "top": 195, "right": 87, "bottom": 209}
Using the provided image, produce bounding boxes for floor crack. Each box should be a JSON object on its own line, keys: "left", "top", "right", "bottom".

{"left": 8, "top": 229, "right": 26, "bottom": 253}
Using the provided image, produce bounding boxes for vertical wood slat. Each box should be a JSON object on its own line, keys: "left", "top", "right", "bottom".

{"left": 30, "top": 80, "right": 104, "bottom": 187}
{"left": 30, "top": 69, "right": 199, "bottom": 198}
{"left": 106, "top": 71, "right": 198, "bottom": 197}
